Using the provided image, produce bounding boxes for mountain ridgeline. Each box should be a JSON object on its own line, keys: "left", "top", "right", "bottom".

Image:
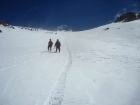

{"left": 115, "top": 12, "right": 140, "bottom": 23}
{"left": 0, "top": 20, "right": 45, "bottom": 31}
{"left": 0, "top": 12, "right": 140, "bottom": 32}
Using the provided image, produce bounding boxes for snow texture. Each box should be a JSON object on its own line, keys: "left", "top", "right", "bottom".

{"left": 0, "top": 20, "right": 140, "bottom": 105}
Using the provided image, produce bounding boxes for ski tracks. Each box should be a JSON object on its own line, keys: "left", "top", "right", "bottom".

{"left": 0, "top": 53, "right": 40, "bottom": 72}
{"left": 0, "top": 53, "right": 42, "bottom": 97}
{"left": 44, "top": 43, "right": 72, "bottom": 105}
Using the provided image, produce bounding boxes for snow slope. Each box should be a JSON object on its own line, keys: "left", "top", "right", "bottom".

{"left": 0, "top": 20, "right": 140, "bottom": 105}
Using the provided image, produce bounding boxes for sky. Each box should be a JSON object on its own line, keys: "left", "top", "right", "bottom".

{"left": 0, "top": 0, "right": 140, "bottom": 31}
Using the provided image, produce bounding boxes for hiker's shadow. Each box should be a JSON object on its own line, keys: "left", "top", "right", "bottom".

{"left": 51, "top": 52, "right": 57, "bottom": 53}
{"left": 41, "top": 51, "right": 57, "bottom": 53}
{"left": 41, "top": 51, "right": 48, "bottom": 53}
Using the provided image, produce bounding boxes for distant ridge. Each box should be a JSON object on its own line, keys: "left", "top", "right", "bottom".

{"left": 0, "top": 20, "right": 9, "bottom": 26}
{"left": 115, "top": 12, "right": 140, "bottom": 23}
{"left": 0, "top": 20, "right": 43, "bottom": 31}
{"left": 0, "top": 20, "right": 73, "bottom": 32}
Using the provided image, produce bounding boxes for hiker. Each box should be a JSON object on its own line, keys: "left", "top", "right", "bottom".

{"left": 54, "top": 39, "right": 61, "bottom": 52}
{"left": 48, "top": 39, "right": 53, "bottom": 52}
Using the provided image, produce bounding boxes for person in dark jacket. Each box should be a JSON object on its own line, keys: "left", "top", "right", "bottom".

{"left": 48, "top": 39, "right": 53, "bottom": 52}
{"left": 54, "top": 39, "right": 61, "bottom": 52}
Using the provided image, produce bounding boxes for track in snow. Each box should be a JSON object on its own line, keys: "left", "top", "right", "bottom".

{"left": 44, "top": 43, "right": 72, "bottom": 105}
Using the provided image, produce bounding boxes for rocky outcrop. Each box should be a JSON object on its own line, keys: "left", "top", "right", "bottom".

{"left": 137, "top": 12, "right": 140, "bottom": 19}
{"left": 0, "top": 20, "right": 9, "bottom": 26}
{"left": 115, "top": 12, "right": 136, "bottom": 22}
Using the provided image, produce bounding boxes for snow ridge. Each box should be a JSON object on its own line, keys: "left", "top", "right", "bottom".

{"left": 44, "top": 43, "right": 72, "bottom": 105}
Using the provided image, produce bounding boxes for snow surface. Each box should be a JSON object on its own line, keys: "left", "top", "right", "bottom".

{"left": 0, "top": 20, "right": 140, "bottom": 105}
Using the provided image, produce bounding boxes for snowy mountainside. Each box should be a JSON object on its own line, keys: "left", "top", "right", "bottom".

{"left": 0, "top": 20, "right": 140, "bottom": 105}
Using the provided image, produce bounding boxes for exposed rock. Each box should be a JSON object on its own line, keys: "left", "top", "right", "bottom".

{"left": 115, "top": 12, "right": 136, "bottom": 22}
{"left": 137, "top": 12, "right": 140, "bottom": 19}
{"left": 104, "top": 28, "right": 109, "bottom": 30}
{"left": 0, "top": 30, "right": 2, "bottom": 33}
{"left": 0, "top": 20, "right": 9, "bottom": 26}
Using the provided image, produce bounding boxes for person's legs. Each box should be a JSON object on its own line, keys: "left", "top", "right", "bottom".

{"left": 48, "top": 46, "right": 51, "bottom": 52}
{"left": 55, "top": 47, "right": 57, "bottom": 52}
{"left": 58, "top": 47, "right": 60, "bottom": 52}
{"left": 48, "top": 46, "right": 50, "bottom": 51}
{"left": 50, "top": 45, "right": 52, "bottom": 52}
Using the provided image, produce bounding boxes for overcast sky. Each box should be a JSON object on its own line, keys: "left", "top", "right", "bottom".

{"left": 0, "top": 0, "right": 140, "bottom": 31}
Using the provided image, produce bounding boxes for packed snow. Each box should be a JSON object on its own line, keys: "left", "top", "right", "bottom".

{"left": 0, "top": 20, "right": 140, "bottom": 105}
